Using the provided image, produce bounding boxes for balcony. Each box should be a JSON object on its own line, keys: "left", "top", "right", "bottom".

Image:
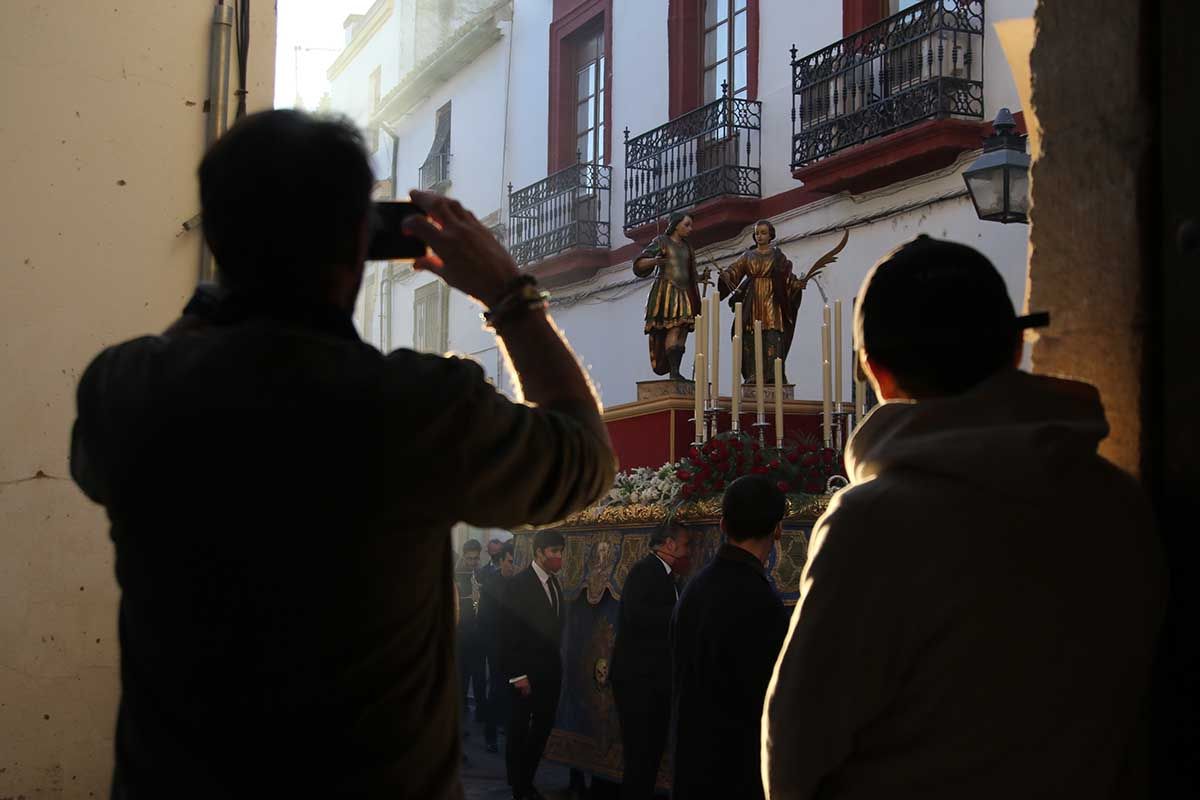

{"left": 624, "top": 90, "right": 762, "bottom": 245}
{"left": 791, "top": 0, "right": 986, "bottom": 194}
{"left": 508, "top": 161, "right": 612, "bottom": 286}
{"left": 419, "top": 152, "right": 451, "bottom": 192}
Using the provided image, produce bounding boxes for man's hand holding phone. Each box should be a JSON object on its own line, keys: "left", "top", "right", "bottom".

{"left": 396, "top": 190, "right": 521, "bottom": 308}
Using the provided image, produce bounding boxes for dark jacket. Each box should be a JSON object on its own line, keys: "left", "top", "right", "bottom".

{"left": 671, "top": 544, "right": 788, "bottom": 800}
{"left": 476, "top": 564, "right": 506, "bottom": 652}
{"left": 69, "top": 290, "right": 614, "bottom": 799}
{"left": 454, "top": 560, "right": 480, "bottom": 636}
{"left": 610, "top": 553, "right": 677, "bottom": 687}
{"left": 497, "top": 565, "right": 564, "bottom": 688}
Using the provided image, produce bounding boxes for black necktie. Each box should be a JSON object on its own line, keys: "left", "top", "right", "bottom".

{"left": 549, "top": 575, "right": 561, "bottom": 617}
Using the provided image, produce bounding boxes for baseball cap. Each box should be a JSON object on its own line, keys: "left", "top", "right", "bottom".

{"left": 855, "top": 235, "right": 1049, "bottom": 395}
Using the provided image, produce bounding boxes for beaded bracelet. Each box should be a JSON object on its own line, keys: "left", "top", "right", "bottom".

{"left": 482, "top": 276, "right": 549, "bottom": 331}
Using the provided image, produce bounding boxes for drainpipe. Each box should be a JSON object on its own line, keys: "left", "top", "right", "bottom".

{"left": 199, "top": 2, "right": 234, "bottom": 284}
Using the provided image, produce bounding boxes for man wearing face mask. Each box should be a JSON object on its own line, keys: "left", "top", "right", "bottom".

{"left": 610, "top": 522, "right": 692, "bottom": 799}
{"left": 498, "top": 530, "right": 568, "bottom": 800}
{"left": 670, "top": 476, "right": 788, "bottom": 800}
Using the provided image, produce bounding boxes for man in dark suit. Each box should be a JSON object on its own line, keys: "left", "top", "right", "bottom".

{"left": 670, "top": 476, "right": 789, "bottom": 800}
{"left": 479, "top": 540, "right": 516, "bottom": 752}
{"left": 498, "top": 530, "right": 567, "bottom": 800}
{"left": 610, "top": 522, "right": 693, "bottom": 799}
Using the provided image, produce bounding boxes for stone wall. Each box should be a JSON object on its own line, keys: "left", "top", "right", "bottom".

{"left": 1027, "top": 0, "right": 1152, "bottom": 477}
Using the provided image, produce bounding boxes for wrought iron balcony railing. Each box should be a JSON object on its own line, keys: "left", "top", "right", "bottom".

{"left": 791, "top": 0, "right": 985, "bottom": 168}
{"left": 508, "top": 161, "right": 612, "bottom": 266}
{"left": 624, "top": 89, "right": 762, "bottom": 231}
{"left": 419, "top": 152, "right": 451, "bottom": 191}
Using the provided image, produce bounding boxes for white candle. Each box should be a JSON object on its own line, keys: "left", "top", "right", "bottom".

{"left": 774, "top": 357, "right": 784, "bottom": 448}
{"left": 754, "top": 319, "right": 765, "bottom": 423}
{"left": 734, "top": 301, "right": 744, "bottom": 350}
{"left": 710, "top": 293, "right": 720, "bottom": 409}
{"left": 694, "top": 345, "right": 704, "bottom": 443}
{"left": 834, "top": 300, "right": 843, "bottom": 407}
{"left": 821, "top": 322, "right": 832, "bottom": 447}
{"left": 731, "top": 334, "right": 741, "bottom": 431}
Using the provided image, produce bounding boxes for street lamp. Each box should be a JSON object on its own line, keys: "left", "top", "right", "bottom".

{"left": 963, "top": 108, "right": 1031, "bottom": 224}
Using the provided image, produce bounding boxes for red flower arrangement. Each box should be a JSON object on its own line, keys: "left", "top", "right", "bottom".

{"left": 672, "top": 431, "right": 845, "bottom": 504}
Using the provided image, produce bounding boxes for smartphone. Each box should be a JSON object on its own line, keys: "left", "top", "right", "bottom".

{"left": 366, "top": 201, "right": 427, "bottom": 261}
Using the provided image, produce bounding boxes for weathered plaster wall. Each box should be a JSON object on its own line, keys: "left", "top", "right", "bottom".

{"left": 1027, "top": 0, "right": 1150, "bottom": 476}
{"left": 0, "top": 2, "right": 276, "bottom": 795}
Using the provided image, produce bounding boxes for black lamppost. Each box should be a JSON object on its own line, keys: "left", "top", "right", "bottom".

{"left": 963, "top": 108, "right": 1031, "bottom": 224}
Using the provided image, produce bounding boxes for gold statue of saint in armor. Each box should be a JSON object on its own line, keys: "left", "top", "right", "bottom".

{"left": 632, "top": 212, "right": 708, "bottom": 381}
{"left": 717, "top": 221, "right": 848, "bottom": 383}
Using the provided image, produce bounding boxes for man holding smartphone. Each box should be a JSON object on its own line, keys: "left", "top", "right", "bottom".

{"left": 69, "top": 110, "right": 616, "bottom": 799}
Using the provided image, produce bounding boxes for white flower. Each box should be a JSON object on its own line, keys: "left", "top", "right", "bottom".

{"left": 630, "top": 491, "right": 642, "bottom": 504}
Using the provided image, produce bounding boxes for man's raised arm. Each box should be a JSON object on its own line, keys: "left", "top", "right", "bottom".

{"left": 398, "top": 191, "right": 617, "bottom": 526}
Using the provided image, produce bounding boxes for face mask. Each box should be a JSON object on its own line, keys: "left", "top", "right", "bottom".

{"left": 544, "top": 555, "right": 563, "bottom": 573}
{"left": 671, "top": 554, "right": 693, "bottom": 576}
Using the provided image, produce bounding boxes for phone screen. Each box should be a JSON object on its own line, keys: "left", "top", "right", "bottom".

{"left": 366, "top": 201, "right": 426, "bottom": 261}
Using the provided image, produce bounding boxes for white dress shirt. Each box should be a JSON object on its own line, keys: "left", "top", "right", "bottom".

{"left": 530, "top": 559, "right": 558, "bottom": 609}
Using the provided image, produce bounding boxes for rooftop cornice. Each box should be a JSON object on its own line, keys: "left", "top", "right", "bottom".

{"left": 327, "top": 0, "right": 395, "bottom": 82}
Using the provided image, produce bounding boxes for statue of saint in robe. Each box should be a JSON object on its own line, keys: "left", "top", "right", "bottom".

{"left": 717, "top": 221, "right": 848, "bottom": 384}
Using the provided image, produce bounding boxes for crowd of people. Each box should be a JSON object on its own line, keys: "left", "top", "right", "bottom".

{"left": 70, "top": 109, "right": 1166, "bottom": 800}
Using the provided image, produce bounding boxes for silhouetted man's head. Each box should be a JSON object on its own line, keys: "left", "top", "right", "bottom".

{"left": 198, "top": 110, "right": 375, "bottom": 307}
{"left": 722, "top": 476, "right": 786, "bottom": 543}
{"left": 855, "top": 235, "right": 1047, "bottom": 400}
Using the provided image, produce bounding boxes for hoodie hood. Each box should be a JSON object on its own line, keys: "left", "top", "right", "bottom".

{"left": 846, "top": 369, "right": 1109, "bottom": 500}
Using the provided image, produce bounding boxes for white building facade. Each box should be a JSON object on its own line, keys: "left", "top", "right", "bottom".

{"left": 329, "top": 0, "right": 1035, "bottom": 409}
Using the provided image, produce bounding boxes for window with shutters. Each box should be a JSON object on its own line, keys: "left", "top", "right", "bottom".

{"left": 548, "top": 0, "right": 613, "bottom": 173}
{"left": 413, "top": 280, "right": 449, "bottom": 354}
{"left": 574, "top": 24, "right": 606, "bottom": 166}
{"left": 420, "top": 102, "right": 452, "bottom": 192}
{"left": 702, "top": 0, "right": 749, "bottom": 101}
{"left": 666, "top": 0, "right": 758, "bottom": 118}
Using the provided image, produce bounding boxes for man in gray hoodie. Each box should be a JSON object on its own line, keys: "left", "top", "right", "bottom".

{"left": 762, "top": 236, "right": 1166, "bottom": 800}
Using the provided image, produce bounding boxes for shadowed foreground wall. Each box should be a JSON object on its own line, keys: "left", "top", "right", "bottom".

{"left": 1027, "top": 0, "right": 1152, "bottom": 477}
{"left": 0, "top": 3, "right": 275, "bottom": 795}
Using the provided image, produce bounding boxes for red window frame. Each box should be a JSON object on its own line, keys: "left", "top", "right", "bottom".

{"left": 843, "top": 0, "right": 889, "bottom": 35}
{"left": 668, "top": 0, "right": 759, "bottom": 119}
{"left": 548, "top": 0, "right": 614, "bottom": 173}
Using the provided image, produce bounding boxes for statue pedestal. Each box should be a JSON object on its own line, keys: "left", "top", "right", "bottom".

{"left": 636, "top": 380, "right": 798, "bottom": 403}
{"left": 739, "top": 383, "right": 795, "bottom": 402}
{"left": 636, "top": 379, "right": 696, "bottom": 402}
{"left": 604, "top": 391, "right": 826, "bottom": 469}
